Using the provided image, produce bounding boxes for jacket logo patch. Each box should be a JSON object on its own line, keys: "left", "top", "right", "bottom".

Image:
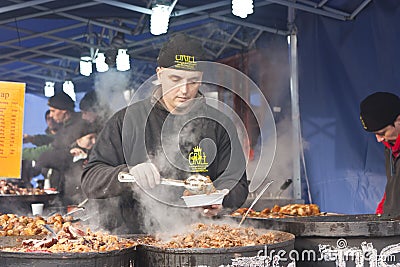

{"left": 188, "top": 146, "right": 208, "bottom": 172}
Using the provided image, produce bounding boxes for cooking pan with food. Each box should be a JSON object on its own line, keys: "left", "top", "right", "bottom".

{"left": 0, "top": 225, "right": 138, "bottom": 267}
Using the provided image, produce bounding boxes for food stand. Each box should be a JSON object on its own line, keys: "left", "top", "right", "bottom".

{"left": 0, "top": 2, "right": 397, "bottom": 265}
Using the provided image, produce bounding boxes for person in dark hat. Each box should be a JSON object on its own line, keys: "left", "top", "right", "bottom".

{"left": 360, "top": 92, "right": 400, "bottom": 216}
{"left": 22, "top": 92, "right": 87, "bottom": 160}
{"left": 46, "top": 91, "right": 91, "bottom": 149}
{"left": 24, "top": 92, "right": 91, "bottom": 200}
{"left": 48, "top": 91, "right": 75, "bottom": 123}
{"left": 79, "top": 90, "right": 112, "bottom": 128}
{"left": 23, "top": 110, "right": 62, "bottom": 146}
{"left": 21, "top": 110, "right": 62, "bottom": 188}
{"left": 81, "top": 33, "right": 249, "bottom": 234}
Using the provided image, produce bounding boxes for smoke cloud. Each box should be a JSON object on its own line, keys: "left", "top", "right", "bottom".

{"left": 93, "top": 69, "right": 133, "bottom": 113}
{"left": 246, "top": 34, "right": 304, "bottom": 199}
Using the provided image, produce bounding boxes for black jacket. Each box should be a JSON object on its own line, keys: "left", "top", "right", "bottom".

{"left": 51, "top": 112, "right": 89, "bottom": 149}
{"left": 383, "top": 147, "right": 400, "bottom": 216}
{"left": 36, "top": 112, "right": 91, "bottom": 206}
{"left": 81, "top": 93, "right": 248, "bottom": 233}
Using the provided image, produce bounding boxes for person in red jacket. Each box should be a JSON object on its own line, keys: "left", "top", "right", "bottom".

{"left": 360, "top": 92, "right": 400, "bottom": 216}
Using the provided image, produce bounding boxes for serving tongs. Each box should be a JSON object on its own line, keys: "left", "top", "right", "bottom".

{"left": 118, "top": 171, "right": 216, "bottom": 195}
{"left": 238, "top": 180, "right": 274, "bottom": 227}
{"left": 42, "top": 224, "right": 57, "bottom": 238}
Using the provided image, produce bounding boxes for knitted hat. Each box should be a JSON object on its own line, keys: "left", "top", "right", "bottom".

{"left": 71, "top": 121, "right": 102, "bottom": 142}
{"left": 48, "top": 92, "right": 75, "bottom": 111}
{"left": 157, "top": 33, "right": 206, "bottom": 71}
{"left": 79, "top": 122, "right": 102, "bottom": 137}
{"left": 79, "top": 90, "right": 99, "bottom": 112}
{"left": 360, "top": 92, "right": 400, "bottom": 132}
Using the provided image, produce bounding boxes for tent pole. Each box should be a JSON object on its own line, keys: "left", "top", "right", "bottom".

{"left": 288, "top": 7, "right": 302, "bottom": 200}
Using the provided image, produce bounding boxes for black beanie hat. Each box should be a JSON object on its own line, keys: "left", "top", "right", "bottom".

{"left": 79, "top": 90, "right": 98, "bottom": 112}
{"left": 157, "top": 33, "right": 206, "bottom": 71}
{"left": 48, "top": 92, "right": 75, "bottom": 111}
{"left": 69, "top": 121, "right": 102, "bottom": 143}
{"left": 77, "top": 122, "right": 102, "bottom": 138}
{"left": 360, "top": 92, "right": 400, "bottom": 132}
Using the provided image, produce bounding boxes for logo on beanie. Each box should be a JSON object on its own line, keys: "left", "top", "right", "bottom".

{"left": 360, "top": 115, "right": 368, "bottom": 130}
{"left": 174, "top": 54, "right": 197, "bottom": 70}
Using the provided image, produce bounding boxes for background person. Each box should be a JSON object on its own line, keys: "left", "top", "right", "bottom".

{"left": 23, "top": 92, "right": 90, "bottom": 194}
{"left": 23, "top": 110, "right": 62, "bottom": 146}
{"left": 37, "top": 122, "right": 100, "bottom": 207}
{"left": 22, "top": 110, "right": 62, "bottom": 187}
{"left": 360, "top": 91, "right": 400, "bottom": 216}
{"left": 22, "top": 92, "right": 89, "bottom": 161}
{"left": 79, "top": 89, "right": 113, "bottom": 128}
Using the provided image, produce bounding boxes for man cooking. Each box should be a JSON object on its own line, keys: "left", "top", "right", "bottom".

{"left": 360, "top": 92, "right": 400, "bottom": 216}
{"left": 81, "top": 33, "right": 249, "bottom": 233}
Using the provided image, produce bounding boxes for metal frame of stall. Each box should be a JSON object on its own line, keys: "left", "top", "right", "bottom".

{"left": 0, "top": 0, "right": 373, "bottom": 202}
{"left": 280, "top": 1, "right": 371, "bottom": 202}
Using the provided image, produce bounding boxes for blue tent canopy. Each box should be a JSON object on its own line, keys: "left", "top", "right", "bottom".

{"left": 2, "top": 0, "right": 398, "bottom": 214}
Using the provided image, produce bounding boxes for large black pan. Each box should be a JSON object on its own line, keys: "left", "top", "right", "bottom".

{"left": 0, "top": 247, "right": 135, "bottom": 267}
{"left": 229, "top": 214, "right": 400, "bottom": 267}
{"left": 0, "top": 233, "right": 139, "bottom": 267}
{"left": 230, "top": 213, "right": 400, "bottom": 237}
{"left": 135, "top": 230, "right": 295, "bottom": 267}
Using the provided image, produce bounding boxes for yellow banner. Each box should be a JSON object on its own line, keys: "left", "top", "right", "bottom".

{"left": 0, "top": 82, "right": 25, "bottom": 178}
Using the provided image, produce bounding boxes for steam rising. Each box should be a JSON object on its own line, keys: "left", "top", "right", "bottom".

{"left": 247, "top": 36, "right": 301, "bottom": 198}
{"left": 94, "top": 69, "right": 132, "bottom": 112}
{"left": 108, "top": 47, "right": 300, "bottom": 234}
{"left": 132, "top": 185, "right": 240, "bottom": 236}
{"left": 117, "top": 61, "right": 276, "bottom": 234}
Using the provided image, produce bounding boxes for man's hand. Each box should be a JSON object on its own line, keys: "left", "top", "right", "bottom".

{"left": 129, "top": 163, "right": 160, "bottom": 189}
{"left": 183, "top": 190, "right": 223, "bottom": 217}
{"left": 23, "top": 134, "right": 34, "bottom": 144}
{"left": 70, "top": 147, "right": 88, "bottom": 162}
{"left": 70, "top": 147, "right": 86, "bottom": 157}
{"left": 200, "top": 205, "right": 223, "bottom": 217}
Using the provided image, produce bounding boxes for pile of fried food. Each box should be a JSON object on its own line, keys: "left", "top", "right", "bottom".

{"left": 185, "top": 174, "right": 216, "bottom": 195}
{"left": 0, "top": 213, "right": 72, "bottom": 236}
{"left": 231, "top": 204, "right": 321, "bottom": 218}
{"left": 0, "top": 180, "right": 46, "bottom": 195}
{"left": 0, "top": 213, "right": 137, "bottom": 253}
{"left": 138, "top": 223, "right": 286, "bottom": 249}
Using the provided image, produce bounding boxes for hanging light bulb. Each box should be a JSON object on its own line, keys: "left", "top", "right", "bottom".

{"left": 150, "top": 4, "right": 171, "bottom": 35}
{"left": 96, "top": 53, "right": 109, "bottom": 72}
{"left": 116, "top": 49, "right": 130, "bottom": 71}
{"left": 44, "top": 81, "right": 55, "bottom": 97}
{"left": 232, "top": 0, "right": 253, "bottom": 19}
{"left": 63, "top": 80, "right": 76, "bottom": 101}
{"left": 80, "top": 55, "right": 92, "bottom": 76}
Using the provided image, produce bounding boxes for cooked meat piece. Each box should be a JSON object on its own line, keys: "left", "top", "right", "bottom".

{"left": 231, "top": 204, "right": 322, "bottom": 218}
{"left": 3, "top": 227, "right": 137, "bottom": 253}
{"left": 137, "top": 223, "right": 283, "bottom": 249}
{"left": 0, "top": 180, "right": 46, "bottom": 195}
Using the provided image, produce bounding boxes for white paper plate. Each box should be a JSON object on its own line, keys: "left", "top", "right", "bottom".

{"left": 181, "top": 189, "right": 229, "bottom": 207}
